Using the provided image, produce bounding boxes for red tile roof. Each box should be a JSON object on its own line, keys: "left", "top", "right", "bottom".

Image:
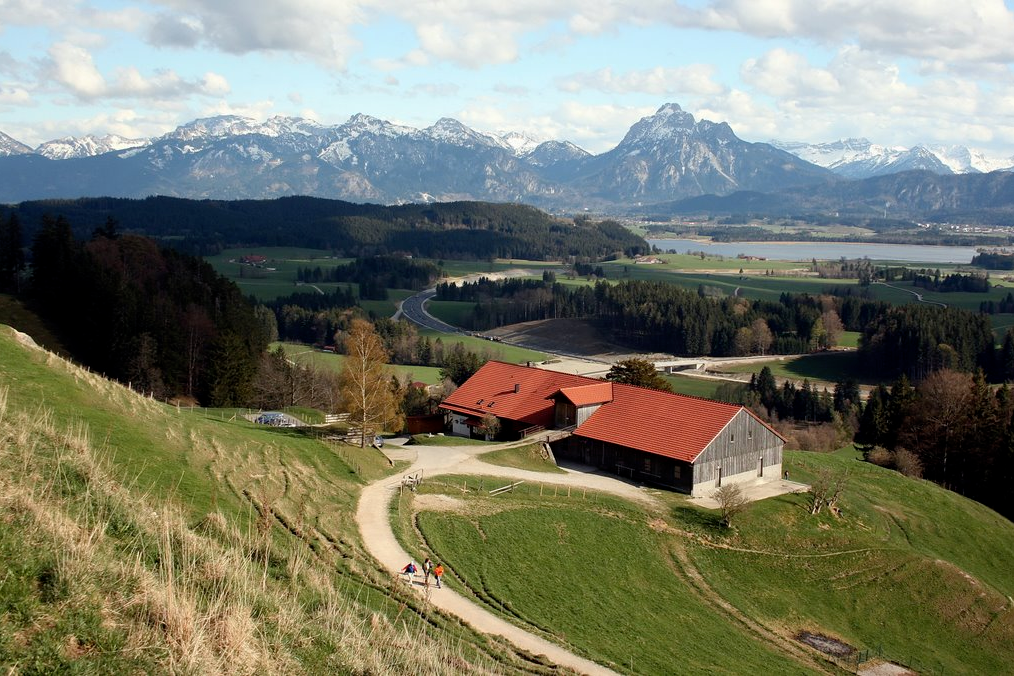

{"left": 555, "top": 382, "right": 613, "bottom": 406}
{"left": 441, "top": 361, "right": 782, "bottom": 463}
{"left": 440, "top": 361, "right": 593, "bottom": 425}
{"left": 576, "top": 382, "right": 742, "bottom": 463}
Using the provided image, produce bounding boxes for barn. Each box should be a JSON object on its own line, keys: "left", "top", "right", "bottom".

{"left": 440, "top": 361, "right": 785, "bottom": 497}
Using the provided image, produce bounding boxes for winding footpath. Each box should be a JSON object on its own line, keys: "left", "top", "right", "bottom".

{"left": 355, "top": 439, "right": 658, "bottom": 675}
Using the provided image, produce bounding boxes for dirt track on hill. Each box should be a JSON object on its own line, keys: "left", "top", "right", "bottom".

{"left": 355, "top": 438, "right": 660, "bottom": 675}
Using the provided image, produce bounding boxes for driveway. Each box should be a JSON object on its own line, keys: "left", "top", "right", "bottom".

{"left": 355, "top": 438, "right": 651, "bottom": 675}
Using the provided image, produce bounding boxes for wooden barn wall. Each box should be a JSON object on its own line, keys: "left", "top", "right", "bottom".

{"left": 554, "top": 436, "right": 694, "bottom": 493}
{"left": 693, "top": 410, "right": 783, "bottom": 485}
{"left": 555, "top": 401, "right": 577, "bottom": 428}
{"left": 575, "top": 403, "right": 602, "bottom": 427}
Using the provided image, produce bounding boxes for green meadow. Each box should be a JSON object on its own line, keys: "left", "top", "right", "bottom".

{"left": 400, "top": 445, "right": 1014, "bottom": 675}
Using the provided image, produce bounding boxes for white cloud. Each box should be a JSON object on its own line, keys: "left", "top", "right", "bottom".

{"left": 145, "top": 0, "right": 366, "bottom": 69}
{"left": 557, "top": 65, "right": 725, "bottom": 96}
{"left": 48, "top": 42, "right": 106, "bottom": 98}
{"left": 45, "top": 40, "right": 230, "bottom": 102}
{"left": 685, "top": 0, "right": 1014, "bottom": 65}
{"left": 0, "top": 85, "right": 31, "bottom": 106}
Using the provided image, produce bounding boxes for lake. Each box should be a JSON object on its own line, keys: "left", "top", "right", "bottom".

{"left": 647, "top": 239, "right": 979, "bottom": 264}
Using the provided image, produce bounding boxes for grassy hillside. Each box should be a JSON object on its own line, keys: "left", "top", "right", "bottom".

{"left": 0, "top": 326, "right": 542, "bottom": 674}
{"left": 400, "top": 448, "right": 1014, "bottom": 675}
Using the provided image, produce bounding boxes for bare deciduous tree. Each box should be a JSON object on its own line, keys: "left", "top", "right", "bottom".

{"left": 713, "top": 483, "right": 749, "bottom": 527}
{"left": 337, "top": 319, "right": 403, "bottom": 447}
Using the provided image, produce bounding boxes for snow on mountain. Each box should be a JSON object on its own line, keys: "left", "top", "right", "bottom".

{"left": 929, "top": 145, "right": 1014, "bottom": 174}
{"left": 0, "top": 131, "right": 33, "bottom": 156}
{"left": 36, "top": 134, "right": 149, "bottom": 159}
{"left": 772, "top": 138, "right": 1013, "bottom": 178}
{"left": 423, "top": 118, "right": 504, "bottom": 148}
{"left": 498, "top": 131, "right": 542, "bottom": 156}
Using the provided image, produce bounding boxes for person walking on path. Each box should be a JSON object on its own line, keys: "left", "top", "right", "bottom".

{"left": 423, "top": 557, "right": 433, "bottom": 586}
{"left": 433, "top": 563, "right": 444, "bottom": 589}
{"left": 401, "top": 561, "right": 417, "bottom": 583}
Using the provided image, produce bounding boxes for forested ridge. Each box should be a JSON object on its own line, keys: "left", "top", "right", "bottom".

{"left": 1, "top": 196, "right": 648, "bottom": 260}
{"left": 27, "top": 216, "right": 272, "bottom": 405}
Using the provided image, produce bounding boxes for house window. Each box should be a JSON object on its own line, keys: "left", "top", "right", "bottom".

{"left": 748, "top": 430, "right": 753, "bottom": 440}
{"left": 674, "top": 465, "right": 681, "bottom": 480}
{"left": 730, "top": 433, "right": 735, "bottom": 443}
{"left": 643, "top": 457, "right": 652, "bottom": 473}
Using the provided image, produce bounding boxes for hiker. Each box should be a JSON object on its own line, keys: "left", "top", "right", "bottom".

{"left": 423, "top": 558, "right": 433, "bottom": 586}
{"left": 401, "top": 561, "right": 416, "bottom": 582}
{"left": 433, "top": 563, "right": 444, "bottom": 588}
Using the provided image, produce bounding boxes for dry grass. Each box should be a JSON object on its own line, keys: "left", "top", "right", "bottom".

{"left": 0, "top": 350, "right": 527, "bottom": 676}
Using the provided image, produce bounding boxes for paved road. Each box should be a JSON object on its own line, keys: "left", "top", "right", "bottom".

{"left": 356, "top": 438, "right": 658, "bottom": 675}
{"left": 398, "top": 288, "right": 463, "bottom": 333}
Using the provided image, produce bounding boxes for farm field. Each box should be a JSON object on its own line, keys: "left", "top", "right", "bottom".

{"left": 715, "top": 351, "right": 875, "bottom": 386}
{"left": 276, "top": 342, "right": 446, "bottom": 385}
{"left": 663, "top": 373, "right": 725, "bottom": 398}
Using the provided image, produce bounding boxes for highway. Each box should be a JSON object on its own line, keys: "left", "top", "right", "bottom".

{"left": 398, "top": 288, "right": 463, "bottom": 334}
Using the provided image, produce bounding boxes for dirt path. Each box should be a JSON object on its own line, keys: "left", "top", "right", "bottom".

{"left": 355, "top": 439, "right": 659, "bottom": 675}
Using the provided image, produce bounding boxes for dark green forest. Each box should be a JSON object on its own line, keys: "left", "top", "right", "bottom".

{"left": 1, "top": 196, "right": 648, "bottom": 260}
{"left": 27, "top": 216, "right": 271, "bottom": 406}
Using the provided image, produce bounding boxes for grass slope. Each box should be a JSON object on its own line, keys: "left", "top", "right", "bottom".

{"left": 402, "top": 449, "right": 1014, "bottom": 675}
{"left": 0, "top": 326, "right": 540, "bottom": 674}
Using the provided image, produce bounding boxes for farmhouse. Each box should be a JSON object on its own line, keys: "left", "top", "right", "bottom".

{"left": 440, "top": 361, "right": 784, "bottom": 497}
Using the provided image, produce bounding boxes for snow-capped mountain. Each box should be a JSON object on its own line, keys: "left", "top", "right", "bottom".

{"left": 771, "top": 138, "right": 1013, "bottom": 178}
{"left": 929, "top": 145, "right": 1014, "bottom": 174}
{"left": 575, "top": 103, "right": 831, "bottom": 203}
{"left": 498, "top": 131, "right": 542, "bottom": 156}
{"left": 37, "top": 134, "right": 149, "bottom": 160}
{"left": 0, "top": 131, "right": 33, "bottom": 156}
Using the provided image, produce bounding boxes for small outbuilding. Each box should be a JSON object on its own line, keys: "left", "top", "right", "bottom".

{"left": 440, "top": 361, "right": 784, "bottom": 496}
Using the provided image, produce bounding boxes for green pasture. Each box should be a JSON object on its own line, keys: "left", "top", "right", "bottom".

{"left": 407, "top": 482, "right": 809, "bottom": 675}
{"left": 276, "top": 342, "right": 445, "bottom": 385}
{"left": 837, "top": 331, "right": 861, "bottom": 349}
{"left": 402, "top": 445, "right": 1014, "bottom": 675}
{"left": 693, "top": 447, "right": 1014, "bottom": 675}
{"left": 662, "top": 373, "right": 724, "bottom": 399}
{"left": 415, "top": 329, "right": 548, "bottom": 364}
{"left": 425, "top": 300, "right": 476, "bottom": 328}
{"left": 478, "top": 442, "right": 566, "bottom": 474}
{"left": 715, "top": 351, "right": 875, "bottom": 386}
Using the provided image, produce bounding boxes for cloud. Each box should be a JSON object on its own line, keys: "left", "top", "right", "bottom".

{"left": 557, "top": 65, "right": 725, "bottom": 96}
{"left": 47, "top": 42, "right": 106, "bottom": 98}
{"left": 45, "top": 40, "right": 230, "bottom": 101}
{"left": 684, "top": 0, "right": 1014, "bottom": 65}
{"left": 145, "top": 0, "right": 365, "bottom": 69}
{"left": 0, "top": 86, "right": 31, "bottom": 106}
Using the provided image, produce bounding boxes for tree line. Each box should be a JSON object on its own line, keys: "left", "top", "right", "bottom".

{"left": 295, "top": 256, "right": 442, "bottom": 301}
{"left": 436, "top": 278, "right": 866, "bottom": 356}
{"left": 26, "top": 216, "right": 272, "bottom": 406}
{"left": 2, "top": 196, "right": 649, "bottom": 261}
{"left": 855, "top": 370, "right": 1014, "bottom": 519}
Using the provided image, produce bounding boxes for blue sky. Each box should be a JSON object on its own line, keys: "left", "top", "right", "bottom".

{"left": 2, "top": 0, "right": 1014, "bottom": 158}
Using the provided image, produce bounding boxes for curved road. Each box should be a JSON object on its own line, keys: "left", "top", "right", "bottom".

{"left": 397, "top": 288, "right": 463, "bottom": 333}
{"left": 356, "top": 439, "right": 658, "bottom": 675}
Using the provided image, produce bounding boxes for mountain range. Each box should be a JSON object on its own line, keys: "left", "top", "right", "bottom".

{"left": 769, "top": 138, "right": 1014, "bottom": 179}
{"left": 0, "top": 104, "right": 1010, "bottom": 210}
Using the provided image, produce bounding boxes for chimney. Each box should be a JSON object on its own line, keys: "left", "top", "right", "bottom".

{"left": 514, "top": 383, "right": 520, "bottom": 393}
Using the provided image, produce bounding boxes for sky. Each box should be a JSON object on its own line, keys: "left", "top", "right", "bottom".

{"left": 2, "top": 0, "right": 1014, "bottom": 159}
